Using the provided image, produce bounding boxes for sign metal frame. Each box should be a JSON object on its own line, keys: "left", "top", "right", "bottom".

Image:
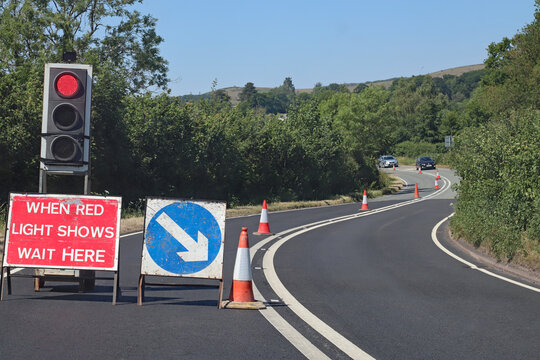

{"left": 137, "top": 197, "right": 226, "bottom": 308}
{"left": 0, "top": 193, "right": 122, "bottom": 304}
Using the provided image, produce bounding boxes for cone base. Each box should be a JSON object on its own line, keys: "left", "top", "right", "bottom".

{"left": 221, "top": 300, "right": 266, "bottom": 310}
{"left": 360, "top": 207, "right": 369, "bottom": 211}
{"left": 253, "top": 232, "right": 273, "bottom": 236}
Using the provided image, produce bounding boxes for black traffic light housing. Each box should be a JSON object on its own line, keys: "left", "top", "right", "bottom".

{"left": 41, "top": 64, "right": 92, "bottom": 172}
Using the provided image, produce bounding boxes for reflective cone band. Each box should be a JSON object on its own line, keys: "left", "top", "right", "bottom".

{"left": 229, "top": 228, "right": 255, "bottom": 302}
{"left": 361, "top": 189, "right": 369, "bottom": 210}
{"left": 436, "top": 169, "right": 440, "bottom": 180}
{"left": 254, "top": 200, "right": 272, "bottom": 235}
{"left": 434, "top": 179, "right": 439, "bottom": 190}
{"left": 414, "top": 183, "right": 420, "bottom": 198}
{"left": 224, "top": 228, "right": 265, "bottom": 310}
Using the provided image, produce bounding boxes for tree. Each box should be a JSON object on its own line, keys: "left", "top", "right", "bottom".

{"left": 0, "top": 0, "right": 168, "bottom": 92}
{"left": 353, "top": 83, "right": 368, "bottom": 93}
{"left": 238, "top": 82, "right": 257, "bottom": 102}
{"left": 281, "top": 77, "right": 295, "bottom": 93}
{"left": 0, "top": 0, "right": 169, "bottom": 202}
{"left": 449, "top": 1, "right": 540, "bottom": 260}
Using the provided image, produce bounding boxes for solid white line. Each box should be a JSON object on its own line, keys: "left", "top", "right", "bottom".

{"left": 120, "top": 230, "right": 143, "bottom": 238}
{"left": 394, "top": 175, "right": 408, "bottom": 186}
{"left": 251, "top": 280, "right": 332, "bottom": 360}
{"left": 431, "top": 214, "right": 540, "bottom": 293}
{"left": 253, "top": 175, "right": 455, "bottom": 359}
{"left": 264, "top": 229, "right": 375, "bottom": 360}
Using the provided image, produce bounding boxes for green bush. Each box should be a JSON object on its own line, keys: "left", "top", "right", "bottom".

{"left": 449, "top": 110, "right": 539, "bottom": 259}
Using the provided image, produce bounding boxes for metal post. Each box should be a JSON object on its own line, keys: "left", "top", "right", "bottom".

{"left": 0, "top": 267, "right": 5, "bottom": 300}
{"left": 39, "top": 169, "right": 47, "bottom": 194}
{"left": 218, "top": 279, "right": 224, "bottom": 309}
{"left": 6, "top": 267, "right": 11, "bottom": 295}
{"left": 84, "top": 173, "right": 90, "bottom": 195}
{"left": 137, "top": 274, "right": 145, "bottom": 306}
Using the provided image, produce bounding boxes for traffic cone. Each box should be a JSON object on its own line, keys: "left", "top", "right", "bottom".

{"left": 253, "top": 200, "right": 272, "bottom": 235}
{"left": 360, "top": 189, "right": 369, "bottom": 210}
{"left": 436, "top": 169, "right": 440, "bottom": 180}
{"left": 392, "top": 163, "right": 395, "bottom": 171}
{"left": 434, "top": 179, "right": 439, "bottom": 190}
{"left": 414, "top": 183, "right": 420, "bottom": 198}
{"left": 418, "top": 166, "right": 422, "bottom": 174}
{"left": 222, "top": 228, "right": 265, "bottom": 310}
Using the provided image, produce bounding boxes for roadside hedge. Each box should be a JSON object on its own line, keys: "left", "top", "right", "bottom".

{"left": 449, "top": 110, "right": 540, "bottom": 259}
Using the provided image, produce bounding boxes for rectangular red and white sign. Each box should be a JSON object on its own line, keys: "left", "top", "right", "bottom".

{"left": 3, "top": 193, "right": 122, "bottom": 271}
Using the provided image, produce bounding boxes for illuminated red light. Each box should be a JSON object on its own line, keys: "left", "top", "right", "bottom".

{"left": 56, "top": 73, "right": 79, "bottom": 97}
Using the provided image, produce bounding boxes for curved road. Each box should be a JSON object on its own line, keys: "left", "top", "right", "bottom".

{"left": 252, "top": 166, "right": 540, "bottom": 359}
{"left": 1, "top": 167, "right": 538, "bottom": 359}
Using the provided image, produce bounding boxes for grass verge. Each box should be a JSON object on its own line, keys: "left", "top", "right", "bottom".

{"left": 0, "top": 174, "right": 404, "bottom": 249}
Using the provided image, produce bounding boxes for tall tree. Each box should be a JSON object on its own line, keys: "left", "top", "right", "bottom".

{"left": 0, "top": 0, "right": 169, "bottom": 201}
{"left": 238, "top": 82, "right": 257, "bottom": 102}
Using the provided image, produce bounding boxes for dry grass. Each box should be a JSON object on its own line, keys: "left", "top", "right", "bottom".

{"left": 223, "top": 65, "right": 485, "bottom": 104}
{"left": 512, "top": 237, "right": 540, "bottom": 272}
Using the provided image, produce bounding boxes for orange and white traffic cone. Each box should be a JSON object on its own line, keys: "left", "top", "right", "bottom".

{"left": 434, "top": 179, "right": 439, "bottom": 190}
{"left": 436, "top": 169, "right": 440, "bottom": 180}
{"left": 223, "top": 227, "right": 265, "bottom": 310}
{"left": 360, "top": 190, "right": 369, "bottom": 210}
{"left": 414, "top": 183, "right": 420, "bottom": 198}
{"left": 418, "top": 166, "right": 422, "bottom": 174}
{"left": 392, "top": 163, "right": 395, "bottom": 171}
{"left": 253, "top": 200, "right": 272, "bottom": 235}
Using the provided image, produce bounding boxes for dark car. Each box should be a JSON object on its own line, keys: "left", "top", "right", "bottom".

{"left": 378, "top": 155, "right": 399, "bottom": 168}
{"left": 416, "top": 156, "right": 436, "bottom": 170}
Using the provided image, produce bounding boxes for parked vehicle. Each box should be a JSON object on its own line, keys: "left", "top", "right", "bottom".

{"left": 378, "top": 155, "right": 399, "bottom": 168}
{"left": 416, "top": 156, "right": 436, "bottom": 170}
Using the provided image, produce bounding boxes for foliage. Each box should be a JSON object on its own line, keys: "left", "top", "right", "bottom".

{"left": 393, "top": 141, "right": 442, "bottom": 159}
{"left": 1, "top": 1, "right": 538, "bottom": 270}
{"left": 450, "top": 110, "right": 539, "bottom": 259}
{"left": 449, "top": 1, "right": 540, "bottom": 260}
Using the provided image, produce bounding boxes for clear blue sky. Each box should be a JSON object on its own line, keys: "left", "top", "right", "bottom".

{"left": 135, "top": 0, "right": 535, "bottom": 95}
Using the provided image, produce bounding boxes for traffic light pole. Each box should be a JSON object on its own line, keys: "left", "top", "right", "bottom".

{"left": 36, "top": 167, "right": 93, "bottom": 293}
{"left": 34, "top": 62, "right": 96, "bottom": 294}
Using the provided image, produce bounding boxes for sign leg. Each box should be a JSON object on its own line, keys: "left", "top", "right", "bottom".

{"left": 218, "top": 279, "right": 224, "bottom": 309}
{"left": 0, "top": 266, "right": 5, "bottom": 300}
{"left": 137, "top": 274, "right": 145, "bottom": 306}
{"left": 112, "top": 270, "right": 120, "bottom": 305}
{"left": 6, "top": 267, "right": 11, "bottom": 295}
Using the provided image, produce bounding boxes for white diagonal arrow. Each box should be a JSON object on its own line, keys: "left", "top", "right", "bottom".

{"left": 156, "top": 212, "right": 208, "bottom": 262}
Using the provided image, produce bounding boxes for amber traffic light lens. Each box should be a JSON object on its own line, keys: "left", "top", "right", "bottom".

{"left": 52, "top": 104, "right": 80, "bottom": 130}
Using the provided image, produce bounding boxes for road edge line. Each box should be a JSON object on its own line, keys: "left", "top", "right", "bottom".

{"left": 431, "top": 214, "right": 540, "bottom": 293}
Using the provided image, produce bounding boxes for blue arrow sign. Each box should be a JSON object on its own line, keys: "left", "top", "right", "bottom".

{"left": 145, "top": 201, "right": 222, "bottom": 275}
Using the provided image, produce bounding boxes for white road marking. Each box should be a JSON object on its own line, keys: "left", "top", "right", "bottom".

{"left": 251, "top": 180, "right": 450, "bottom": 359}
{"left": 251, "top": 280, "right": 332, "bottom": 360}
{"left": 431, "top": 214, "right": 540, "bottom": 293}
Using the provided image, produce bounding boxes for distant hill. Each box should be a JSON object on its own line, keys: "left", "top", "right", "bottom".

{"left": 187, "top": 64, "right": 485, "bottom": 104}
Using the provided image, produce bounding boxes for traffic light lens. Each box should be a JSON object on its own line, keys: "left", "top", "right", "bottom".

{"left": 53, "top": 104, "right": 79, "bottom": 130}
{"left": 56, "top": 73, "right": 79, "bottom": 97}
{"left": 51, "top": 136, "right": 77, "bottom": 161}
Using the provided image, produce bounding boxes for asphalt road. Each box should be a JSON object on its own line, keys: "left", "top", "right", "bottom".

{"left": 1, "top": 167, "right": 538, "bottom": 359}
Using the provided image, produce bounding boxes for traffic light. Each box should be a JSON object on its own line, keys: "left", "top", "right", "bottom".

{"left": 41, "top": 63, "right": 92, "bottom": 171}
